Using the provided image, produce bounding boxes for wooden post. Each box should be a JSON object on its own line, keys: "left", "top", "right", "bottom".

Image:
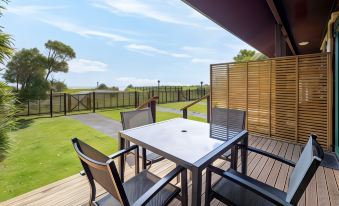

{"left": 188, "top": 89, "right": 191, "bottom": 101}
{"left": 92, "top": 92, "right": 96, "bottom": 113}
{"left": 149, "top": 100, "right": 156, "bottom": 122}
{"left": 27, "top": 100, "right": 30, "bottom": 116}
{"left": 177, "top": 89, "right": 180, "bottom": 101}
{"left": 50, "top": 89, "right": 53, "bottom": 118}
{"left": 183, "top": 108, "right": 188, "bottom": 119}
{"left": 207, "top": 95, "right": 211, "bottom": 123}
{"left": 64, "top": 93, "right": 67, "bottom": 116}
{"left": 134, "top": 91, "right": 138, "bottom": 108}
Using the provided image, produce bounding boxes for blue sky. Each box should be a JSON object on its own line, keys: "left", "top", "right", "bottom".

{"left": 2, "top": 0, "right": 253, "bottom": 89}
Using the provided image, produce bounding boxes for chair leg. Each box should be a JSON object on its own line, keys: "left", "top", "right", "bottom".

{"left": 205, "top": 168, "right": 212, "bottom": 206}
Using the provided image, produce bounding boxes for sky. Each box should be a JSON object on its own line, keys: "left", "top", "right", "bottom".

{"left": 1, "top": 0, "right": 254, "bottom": 89}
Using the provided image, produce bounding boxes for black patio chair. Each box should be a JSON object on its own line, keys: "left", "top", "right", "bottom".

{"left": 72, "top": 138, "right": 188, "bottom": 206}
{"left": 121, "top": 108, "right": 165, "bottom": 169}
{"left": 211, "top": 108, "right": 246, "bottom": 161}
{"left": 205, "top": 134, "right": 324, "bottom": 206}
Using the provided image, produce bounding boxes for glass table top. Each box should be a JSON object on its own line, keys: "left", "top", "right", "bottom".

{"left": 120, "top": 118, "right": 244, "bottom": 166}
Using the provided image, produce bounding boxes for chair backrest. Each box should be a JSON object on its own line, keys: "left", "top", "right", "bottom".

{"left": 72, "top": 138, "right": 129, "bottom": 206}
{"left": 120, "top": 108, "right": 154, "bottom": 130}
{"left": 211, "top": 108, "right": 246, "bottom": 138}
{"left": 286, "top": 134, "right": 324, "bottom": 204}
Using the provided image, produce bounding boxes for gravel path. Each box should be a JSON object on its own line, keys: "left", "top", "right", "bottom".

{"left": 157, "top": 106, "right": 207, "bottom": 119}
{"left": 68, "top": 113, "right": 122, "bottom": 138}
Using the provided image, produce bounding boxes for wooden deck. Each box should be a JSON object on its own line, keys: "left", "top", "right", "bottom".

{"left": 1, "top": 136, "right": 339, "bottom": 206}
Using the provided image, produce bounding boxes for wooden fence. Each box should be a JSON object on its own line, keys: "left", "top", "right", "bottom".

{"left": 210, "top": 53, "right": 333, "bottom": 150}
{"left": 17, "top": 88, "right": 208, "bottom": 117}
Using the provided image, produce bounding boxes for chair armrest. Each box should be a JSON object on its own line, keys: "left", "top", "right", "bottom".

{"left": 208, "top": 166, "right": 292, "bottom": 206}
{"left": 132, "top": 166, "right": 184, "bottom": 206}
{"left": 108, "top": 145, "right": 138, "bottom": 159}
{"left": 237, "top": 145, "right": 296, "bottom": 167}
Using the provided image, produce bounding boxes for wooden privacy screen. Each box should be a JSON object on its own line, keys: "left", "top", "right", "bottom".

{"left": 210, "top": 53, "right": 333, "bottom": 150}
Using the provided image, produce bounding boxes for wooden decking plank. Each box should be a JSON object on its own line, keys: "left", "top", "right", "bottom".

{"left": 324, "top": 168, "right": 339, "bottom": 206}
{"left": 257, "top": 139, "right": 280, "bottom": 182}
{"left": 250, "top": 139, "right": 277, "bottom": 180}
{"left": 275, "top": 143, "right": 294, "bottom": 191}
{"left": 316, "top": 167, "right": 330, "bottom": 206}
{"left": 265, "top": 141, "right": 284, "bottom": 187}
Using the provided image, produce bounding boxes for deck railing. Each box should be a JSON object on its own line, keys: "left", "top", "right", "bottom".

{"left": 210, "top": 53, "right": 333, "bottom": 150}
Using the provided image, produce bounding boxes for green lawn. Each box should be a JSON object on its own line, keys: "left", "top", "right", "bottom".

{"left": 98, "top": 108, "right": 206, "bottom": 123}
{"left": 159, "top": 101, "right": 207, "bottom": 114}
{"left": 0, "top": 116, "right": 118, "bottom": 201}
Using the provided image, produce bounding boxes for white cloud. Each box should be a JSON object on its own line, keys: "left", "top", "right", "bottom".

{"left": 42, "top": 20, "right": 131, "bottom": 42}
{"left": 126, "top": 44, "right": 190, "bottom": 58}
{"left": 191, "top": 58, "right": 224, "bottom": 64}
{"left": 68, "top": 59, "right": 108, "bottom": 73}
{"left": 115, "top": 77, "right": 182, "bottom": 86}
{"left": 91, "top": 0, "right": 220, "bottom": 31}
{"left": 6, "top": 5, "right": 66, "bottom": 15}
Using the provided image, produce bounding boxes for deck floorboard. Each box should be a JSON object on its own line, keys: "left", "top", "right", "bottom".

{"left": 1, "top": 136, "right": 338, "bottom": 206}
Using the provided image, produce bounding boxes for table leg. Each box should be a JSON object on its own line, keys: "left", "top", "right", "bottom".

{"left": 118, "top": 134, "right": 125, "bottom": 182}
{"left": 142, "top": 148, "right": 147, "bottom": 170}
{"left": 241, "top": 133, "right": 248, "bottom": 175}
{"left": 191, "top": 167, "right": 202, "bottom": 206}
{"left": 181, "top": 169, "right": 188, "bottom": 206}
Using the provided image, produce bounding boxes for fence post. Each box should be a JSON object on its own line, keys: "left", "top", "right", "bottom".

{"left": 207, "top": 95, "right": 211, "bottom": 123}
{"left": 92, "top": 92, "right": 96, "bottom": 113}
{"left": 50, "top": 89, "right": 53, "bottom": 118}
{"left": 64, "top": 93, "right": 67, "bottom": 116}
{"left": 188, "top": 89, "right": 191, "bottom": 101}
{"left": 177, "top": 88, "right": 180, "bottom": 101}
{"left": 134, "top": 91, "right": 138, "bottom": 108}
{"left": 27, "top": 100, "right": 30, "bottom": 116}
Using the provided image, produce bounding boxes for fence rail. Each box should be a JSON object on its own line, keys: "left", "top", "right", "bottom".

{"left": 17, "top": 88, "right": 208, "bottom": 117}
{"left": 210, "top": 53, "right": 332, "bottom": 150}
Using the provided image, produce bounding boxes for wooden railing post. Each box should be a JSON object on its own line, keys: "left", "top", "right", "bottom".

{"left": 149, "top": 100, "right": 156, "bottom": 123}
{"left": 183, "top": 108, "right": 188, "bottom": 119}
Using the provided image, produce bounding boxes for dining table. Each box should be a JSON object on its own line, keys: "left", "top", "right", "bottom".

{"left": 118, "top": 118, "right": 248, "bottom": 206}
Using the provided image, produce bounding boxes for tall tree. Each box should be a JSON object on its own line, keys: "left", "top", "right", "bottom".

{"left": 233, "top": 49, "right": 256, "bottom": 62}
{"left": 4, "top": 48, "right": 48, "bottom": 99}
{"left": 0, "top": 0, "right": 12, "bottom": 66}
{"left": 44, "top": 40, "right": 75, "bottom": 80}
{"left": 0, "top": 0, "right": 16, "bottom": 162}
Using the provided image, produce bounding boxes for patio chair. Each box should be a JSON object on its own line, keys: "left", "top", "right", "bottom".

{"left": 211, "top": 108, "right": 246, "bottom": 161}
{"left": 204, "top": 134, "right": 324, "bottom": 206}
{"left": 72, "top": 138, "right": 188, "bottom": 206}
{"left": 121, "top": 108, "right": 164, "bottom": 169}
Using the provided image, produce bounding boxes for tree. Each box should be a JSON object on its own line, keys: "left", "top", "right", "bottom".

{"left": 111, "top": 86, "right": 119, "bottom": 91}
{"left": 0, "top": 0, "right": 13, "bottom": 65}
{"left": 97, "top": 83, "right": 108, "bottom": 90}
{"left": 125, "top": 84, "right": 133, "bottom": 91}
{"left": 51, "top": 80, "right": 67, "bottom": 92}
{"left": 4, "top": 48, "right": 48, "bottom": 99}
{"left": 251, "top": 52, "right": 268, "bottom": 61}
{"left": 0, "top": 0, "right": 16, "bottom": 162}
{"left": 44, "top": 40, "right": 76, "bottom": 80}
{"left": 233, "top": 49, "right": 256, "bottom": 62}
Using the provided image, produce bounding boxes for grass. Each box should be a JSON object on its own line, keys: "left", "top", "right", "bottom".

{"left": 98, "top": 108, "right": 206, "bottom": 122}
{"left": 159, "top": 101, "right": 207, "bottom": 114}
{"left": 0, "top": 116, "right": 118, "bottom": 201}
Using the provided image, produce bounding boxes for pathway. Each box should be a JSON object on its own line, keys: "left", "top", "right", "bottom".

{"left": 68, "top": 113, "right": 122, "bottom": 138}
{"left": 157, "top": 106, "right": 207, "bottom": 119}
